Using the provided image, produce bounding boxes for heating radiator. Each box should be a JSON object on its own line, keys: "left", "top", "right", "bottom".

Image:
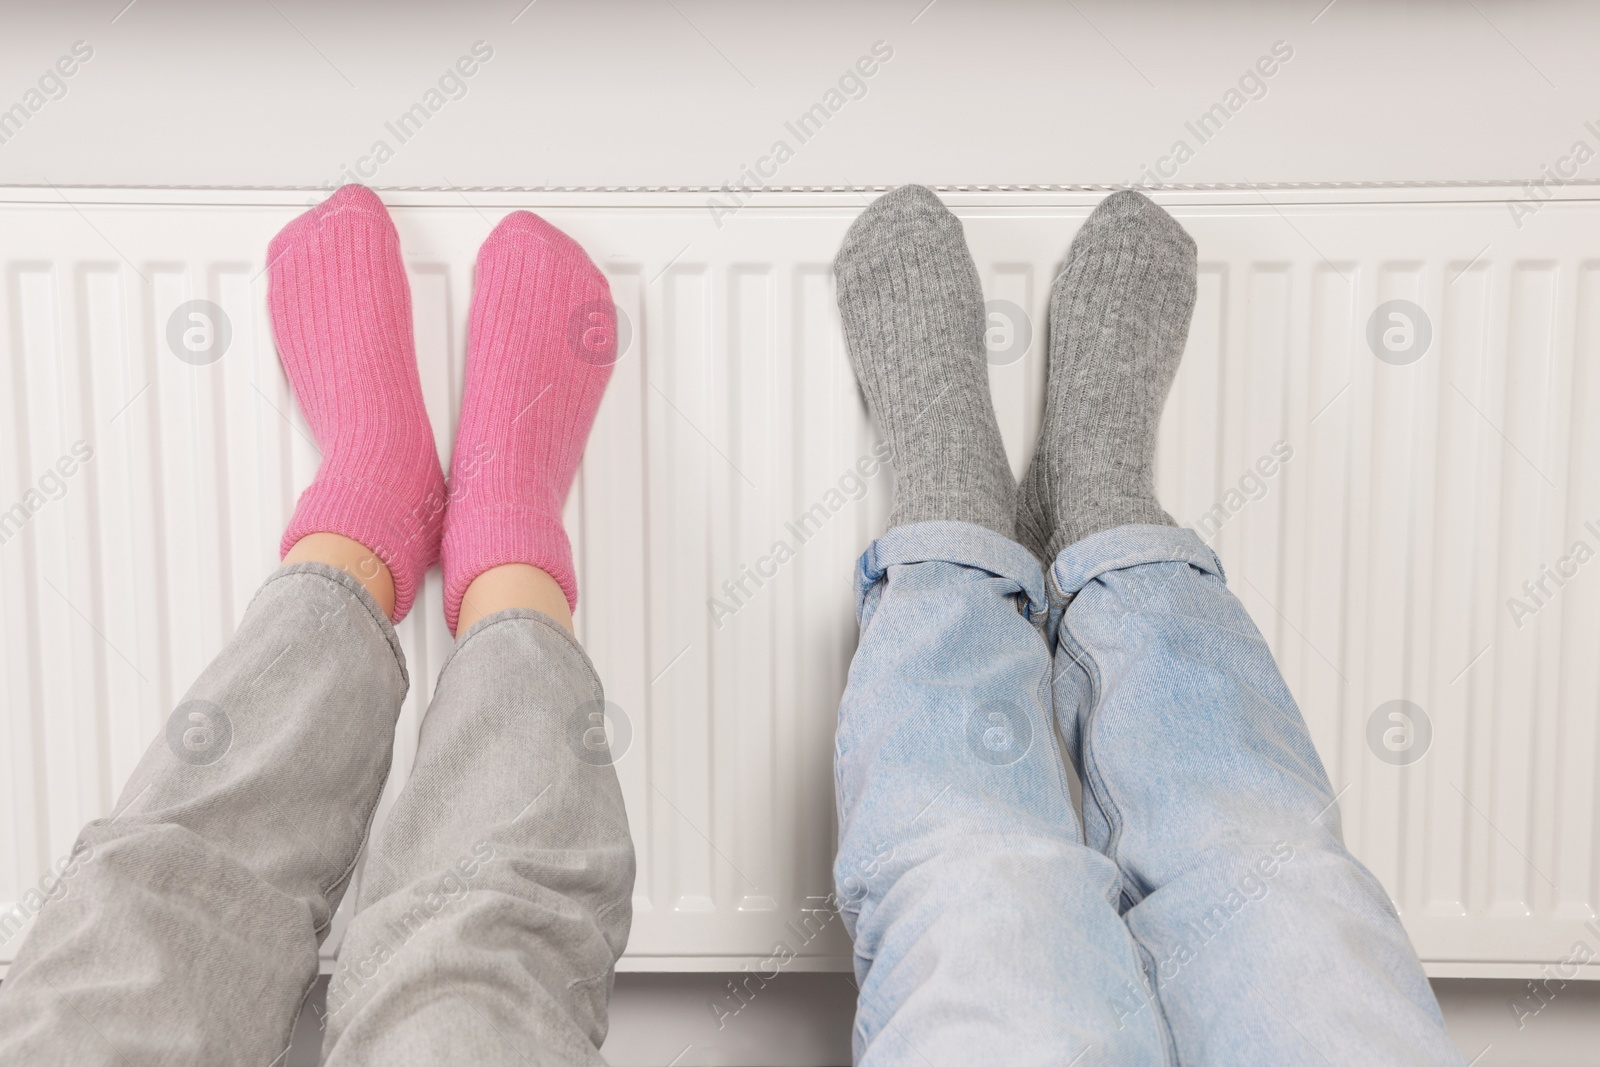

{"left": 2, "top": 185, "right": 1597, "bottom": 980}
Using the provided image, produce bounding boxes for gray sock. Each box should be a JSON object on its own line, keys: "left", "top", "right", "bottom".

{"left": 1018, "top": 190, "right": 1198, "bottom": 564}
{"left": 833, "top": 185, "right": 1016, "bottom": 538}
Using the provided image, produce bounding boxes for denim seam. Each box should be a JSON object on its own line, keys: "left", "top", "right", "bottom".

{"left": 594, "top": 895, "right": 631, "bottom": 931}
{"left": 1065, "top": 637, "right": 1178, "bottom": 1067}
{"left": 285, "top": 969, "right": 323, "bottom": 1063}
{"left": 1131, "top": 940, "right": 1181, "bottom": 1067}
{"left": 250, "top": 562, "right": 409, "bottom": 913}
{"left": 567, "top": 969, "right": 612, "bottom": 993}
{"left": 1042, "top": 566, "right": 1074, "bottom": 648}
{"left": 856, "top": 521, "right": 1051, "bottom": 621}
{"left": 1035, "top": 656, "right": 1079, "bottom": 823}
{"left": 315, "top": 759, "right": 398, "bottom": 923}
{"left": 256, "top": 561, "right": 411, "bottom": 694}
{"left": 1057, "top": 616, "right": 1134, "bottom": 901}
{"left": 1044, "top": 564, "right": 1075, "bottom": 610}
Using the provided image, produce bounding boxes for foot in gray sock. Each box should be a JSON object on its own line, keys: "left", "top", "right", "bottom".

{"left": 1018, "top": 190, "right": 1198, "bottom": 565}
{"left": 833, "top": 184, "right": 1017, "bottom": 538}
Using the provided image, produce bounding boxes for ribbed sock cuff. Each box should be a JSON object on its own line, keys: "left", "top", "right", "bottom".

{"left": 440, "top": 503, "right": 575, "bottom": 633}
{"left": 280, "top": 474, "right": 445, "bottom": 622}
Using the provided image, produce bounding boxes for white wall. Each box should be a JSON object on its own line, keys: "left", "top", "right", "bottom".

{"left": 0, "top": 0, "right": 1595, "bottom": 190}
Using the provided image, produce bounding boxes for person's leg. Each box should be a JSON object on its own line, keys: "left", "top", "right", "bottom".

{"left": 285, "top": 531, "right": 396, "bottom": 618}
{"left": 831, "top": 186, "right": 1170, "bottom": 1065}
{"left": 456, "top": 562, "right": 572, "bottom": 634}
{"left": 0, "top": 184, "right": 446, "bottom": 1064}
{"left": 0, "top": 563, "right": 408, "bottom": 1066}
{"left": 319, "top": 602, "right": 631, "bottom": 1066}
{"left": 320, "top": 211, "right": 632, "bottom": 1066}
{"left": 1025, "top": 191, "right": 1462, "bottom": 1065}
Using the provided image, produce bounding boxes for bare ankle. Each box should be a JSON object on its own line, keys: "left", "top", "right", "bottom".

{"left": 456, "top": 564, "right": 572, "bottom": 636}
{"left": 284, "top": 532, "right": 397, "bottom": 619}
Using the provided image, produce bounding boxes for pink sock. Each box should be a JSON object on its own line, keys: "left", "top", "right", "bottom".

{"left": 269, "top": 184, "right": 446, "bottom": 622}
{"left": 441, "top": 211, "right": 617, "bottom": 632}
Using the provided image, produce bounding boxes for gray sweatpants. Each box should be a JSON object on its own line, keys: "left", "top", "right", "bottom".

{"left": 0, "top": 562, "right": 635, "bottom": 1065}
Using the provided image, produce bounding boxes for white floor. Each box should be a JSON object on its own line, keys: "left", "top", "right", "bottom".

{"left": 285, "top": 975, "right": 1600, "bottom": 1066}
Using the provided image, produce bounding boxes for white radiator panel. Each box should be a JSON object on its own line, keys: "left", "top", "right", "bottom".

{"left": 1, "top": 186, "right": 1597, "bottom": 977}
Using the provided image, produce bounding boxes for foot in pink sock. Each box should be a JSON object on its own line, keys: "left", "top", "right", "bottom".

{"left": 269, "top": 184, "right": 446, "bottom": 622}
{"left": 442, "top": 211, "right": 617, "bottom": 632}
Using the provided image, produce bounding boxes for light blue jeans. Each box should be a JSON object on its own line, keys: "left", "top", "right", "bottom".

{"left": 833, "top": 521, "right": 1463, "bottom": 1066}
